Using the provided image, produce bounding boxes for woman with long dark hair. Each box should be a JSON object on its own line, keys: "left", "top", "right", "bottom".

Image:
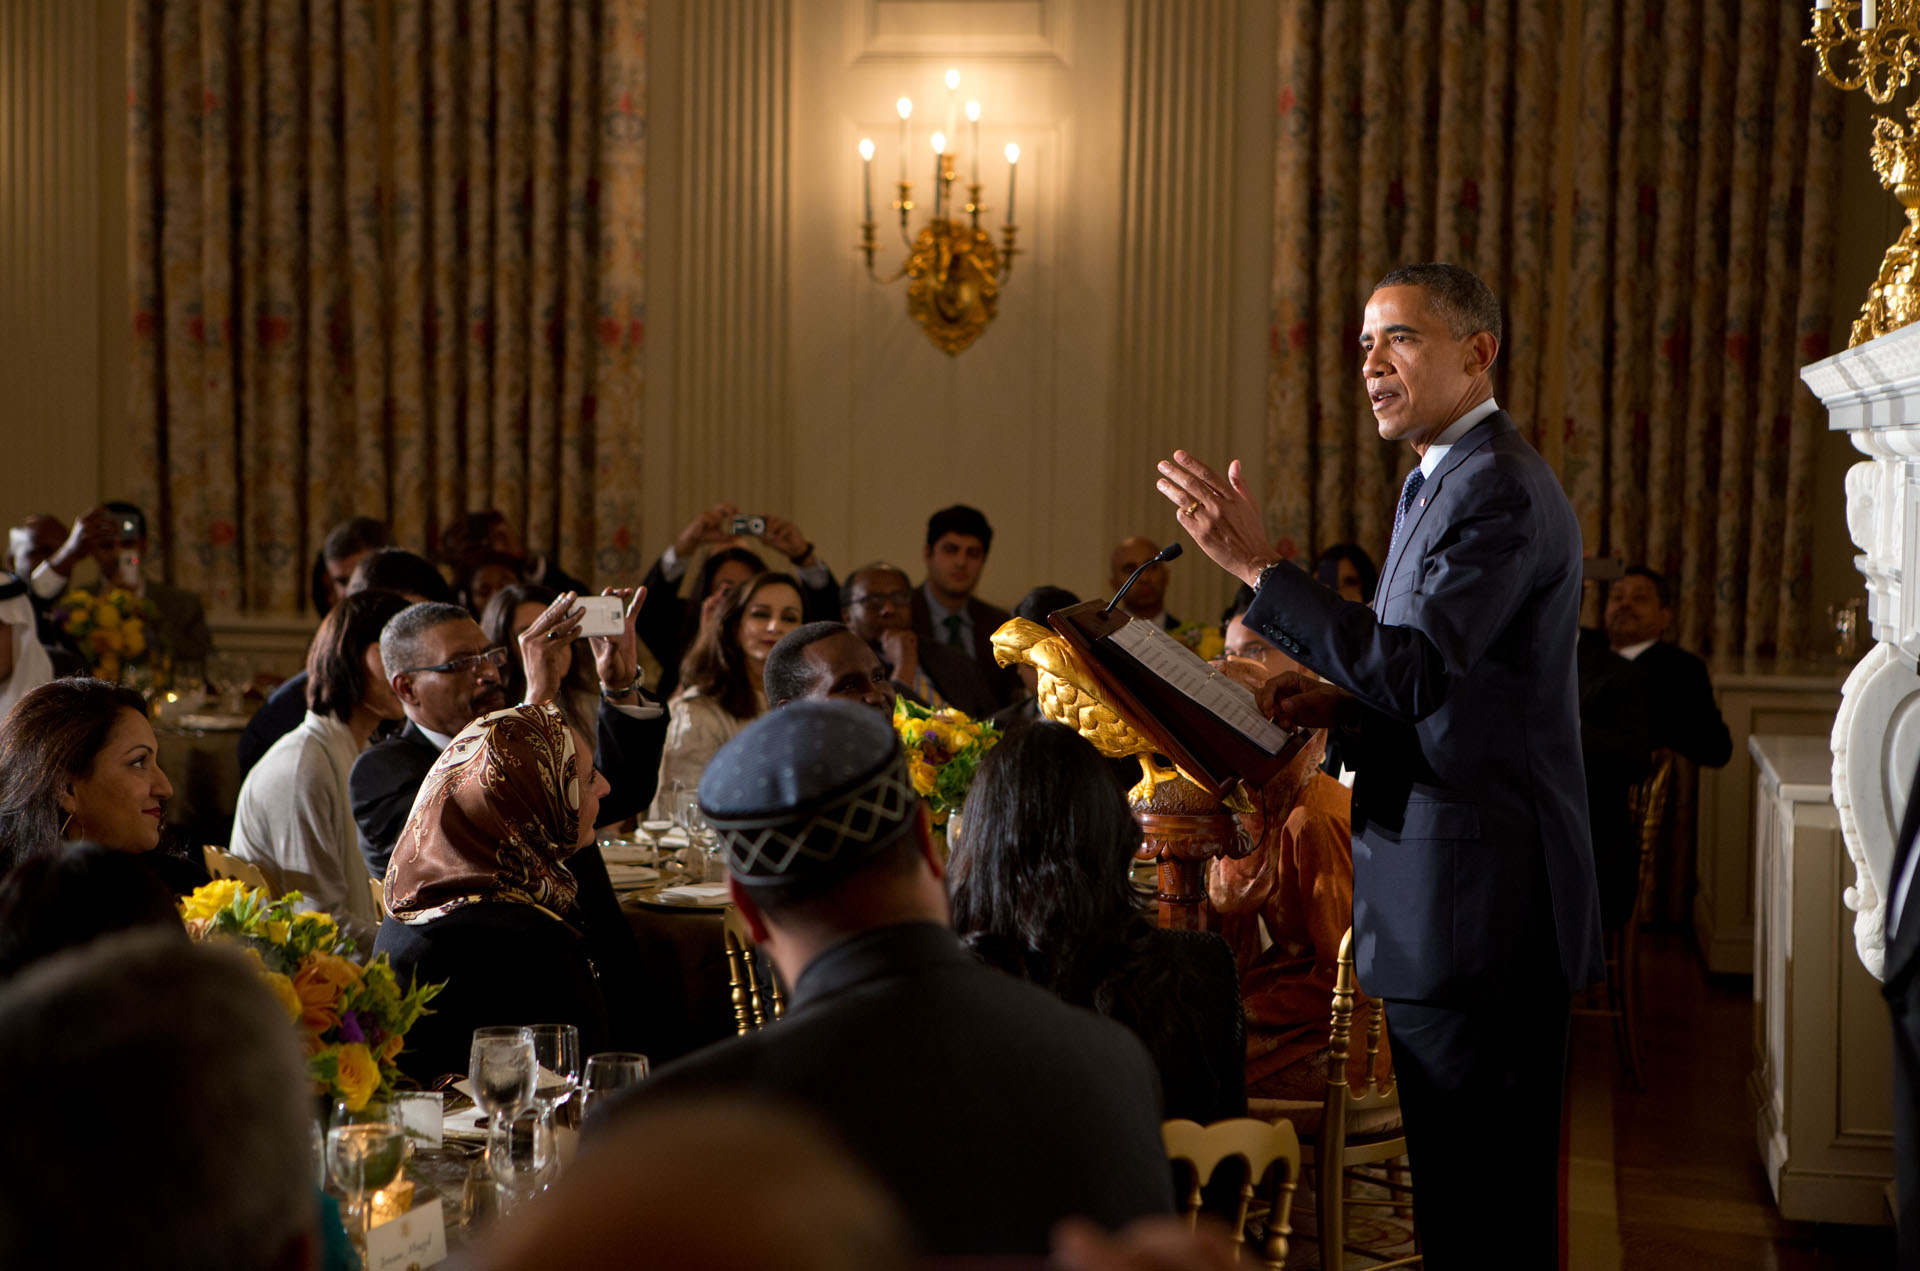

{"left": 0, "top": 678, "right": 189, "bottom": 886}
{"left": 638, "top": 545, "right": 764, "bottom": 701}
{"left": 650, "top": 572, "right": 804, "bottom": 818}
{"left": 948, "top": 722, "right": 1245, "bottom": 1121}
{"left": 482, "top": 582, "right": 600, "bottom": 740}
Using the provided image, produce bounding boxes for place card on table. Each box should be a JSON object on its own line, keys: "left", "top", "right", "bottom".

{"left": 366, "top": 1196, "right": 446, "bottom": 1270}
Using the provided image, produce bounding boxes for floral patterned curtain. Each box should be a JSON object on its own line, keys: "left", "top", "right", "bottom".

{"left": 127, "top": 0, "right": 648, "bottom": 616}
{"left": 1266, "top": 0, "right": 1843, "bottom": 660}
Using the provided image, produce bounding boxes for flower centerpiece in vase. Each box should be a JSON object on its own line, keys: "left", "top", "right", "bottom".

{"left": 892, "top": 698, "right": 1001, "bottom": 839}
{"left": 53, "top": 587, "right": 173, "bottom": 690}
{"left": 179, "top": 881, "right": 440, "bottom": 1111}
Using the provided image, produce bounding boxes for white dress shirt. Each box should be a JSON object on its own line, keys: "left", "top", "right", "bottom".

{"left": 1418, "top": 397, "right": 1502, "bottom": 479}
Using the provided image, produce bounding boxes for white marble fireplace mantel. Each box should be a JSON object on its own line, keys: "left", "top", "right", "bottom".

{"left": 1801, "top": 328, "right": 1920, "bottom": 978}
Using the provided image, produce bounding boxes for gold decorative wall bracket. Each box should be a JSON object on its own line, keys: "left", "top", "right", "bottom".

{"left": 1808, "top": 3, "right": 1920, "bottom": 344}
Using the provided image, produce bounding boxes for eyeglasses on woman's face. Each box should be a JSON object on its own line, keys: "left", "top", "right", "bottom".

{"left": 401, "top": 646, "right": 510, "bottom": 677}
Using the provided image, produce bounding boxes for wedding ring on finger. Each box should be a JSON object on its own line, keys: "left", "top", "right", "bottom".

{"left": 1183, "top": 502, "right": 1200, "bottom": 517}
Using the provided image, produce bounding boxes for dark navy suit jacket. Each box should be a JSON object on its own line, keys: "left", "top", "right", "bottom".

{"left": 1247, "top": 410, "right": 1604, "bottom": 1002}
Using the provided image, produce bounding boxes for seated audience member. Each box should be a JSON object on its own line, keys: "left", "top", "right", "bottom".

{"left": 230, "top": 591, "right": 411, "bottom": 949}
{"left": 375, "top": 703, "right": 614, "bottom": 1082}
{"left": 1107, "top": 536, "right": 1180, "bottom": 629}
{"left": 454, "top": 548, "right": 525, "bottom": 619}
{"left": 0, "top": 677, "right": 203, "bottom": 892}
{"left": 309, "top": 515, "right": 390, "bottom": 617}
{"left": 949, "top": 722, "right": 1245, "bottom": 1122}
{"left": 77, "top": 502, "right": 212, "bottom": 662}
{"left": 484, "top": 582, "right": 602, "bottom": 740}
{"left": 763, "top": 621, "right": 895, "bottom": 715}
{"left": 473, "top": 1097, "right": 913, "bottom": 1271}
{"left": 650, "top": 571, "right": 803, "bottom": 817}
{"left": 5, "top": 515, "right": 85, "bottom": 676}
{"left": 638, "top": 505, "right": 841, "bottom": 700}
{"left": 1311, "top": 542, "right": 1379, "bottom": 605}
{"left": 446, "top": 508, "right": 589, "bottom": 597}
{"left": 0, "top": 843, "right": 185, "bottom": 980}
{"left": 843, "top": 561, "right": 998, "bottom": 717}
{"left": 990, "top": 584, "right": 1082, "bottom": 732}
{"left": 1578, "top": 626, "right": 1654, "bottom": 929}
{"left": 352, "top": 596, "right": 668, "bottom": 1054}
{"left": 1600, "top": 565, "right": 1732, "bottom": 768}
{"left": 0, "top": 931, "right": 318, "bottom": 1271}
{"left": 240, "top": 546, "right": 456, "bottom": 776}
{"left": 0, "top": 569, "right": 53, "bottom": 720}
{"left": 913, "top": 504, "right": 1021, "bottom": 710}
{"left": 598, "top": 702, "right": 1173, "bottom": 1256}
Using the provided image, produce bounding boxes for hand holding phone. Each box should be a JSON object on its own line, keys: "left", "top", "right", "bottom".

{"left": 572, "top": 594, "right": 626, "bottom": 639}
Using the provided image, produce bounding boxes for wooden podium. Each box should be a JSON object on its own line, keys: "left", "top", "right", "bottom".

{"left": 1048, "top": 601, "right": 1309, "bottom": 931}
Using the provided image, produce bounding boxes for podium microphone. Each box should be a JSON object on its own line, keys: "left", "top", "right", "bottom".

{"left": 1105, "top": 543, "right": 1182, "bottom": 615}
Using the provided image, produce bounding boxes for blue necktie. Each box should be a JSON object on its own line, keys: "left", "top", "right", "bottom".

{"left": 1387, "top": 467, "right": 1426, "bottom": 565}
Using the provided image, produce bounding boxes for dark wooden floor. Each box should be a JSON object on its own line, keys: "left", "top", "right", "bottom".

{"left": 1601, "top": 929, "right": 1894, "bottom": 1268}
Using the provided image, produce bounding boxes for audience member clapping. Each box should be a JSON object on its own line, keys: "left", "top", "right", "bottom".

{"left": 650, "top": 570, "right": 803, "bottom": 818}
{"left": 375, "top": 703, "right": 614, "bottom": 1083}
{"left": 230, "top": 591, "right": 412, "bottom": 950}
{"left": 0, "top": 930, "right": 318, "bottom": 1271}
{"left": 949, "top": 722, "right": 1246, "bottom": 1122}
{"left": 0, "top": 677, "right": 202, "bottom": 891}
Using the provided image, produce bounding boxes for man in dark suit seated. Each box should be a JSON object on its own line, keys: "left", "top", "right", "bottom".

{"left": 910, "top": 505, "right": 1021, "bottom": 711}
{"left": 842, "top": 562, "right": 996, "bottom": 716}
{"left": 1107, "top": 536, "right": 1182, "bottom": 630}
{"left": 1601, "top": 565, "right": 1732, "bottom": 769}
{"left": 1159, "top": 262, "right": 1603, "bottom": 1266}
{"left": 351, "top": 595, "right": 676, "bottom": 1053}
{"left": 596, "top": 701, "right": 1174, "bottom": 1257}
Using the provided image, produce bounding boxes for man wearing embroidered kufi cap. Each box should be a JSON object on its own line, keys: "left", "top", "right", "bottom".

{"left": 593, "top": 701, "right": 1173, "bottom": 1256}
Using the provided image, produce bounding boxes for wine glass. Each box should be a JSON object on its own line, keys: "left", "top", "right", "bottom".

{"left": 528, "top": 1023, "right": 581, "bottom": 1127}
{"left": 326, "top": 1100, "right": 408, "bottom": 1254}
{"left": 578, "top": 1052, "right": 650, "bottom": 1121}
{"left": 469, "top": 1026, "right": 536, "bottom": 1169}
{"left": 208, "top": 651, "right": 252, "bottom": 715}
{"left": 639, "top": 819, "right": 675, "bottom": 870}
{"left": 487, "top": 1106, "right": 557, "bottom": 1212}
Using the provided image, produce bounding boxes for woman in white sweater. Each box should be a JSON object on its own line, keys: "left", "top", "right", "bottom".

{"left": 230, "top": 590, "right": 410, "bottom": 951}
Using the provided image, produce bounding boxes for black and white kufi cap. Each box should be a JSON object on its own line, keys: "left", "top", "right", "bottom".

{"left": 698, "top": 700, "right": 920, "bottom": 886}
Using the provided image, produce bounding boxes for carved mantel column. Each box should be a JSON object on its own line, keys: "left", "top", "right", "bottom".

{"left": 1801, "top": 330, "right": 1920, "bottom": 978}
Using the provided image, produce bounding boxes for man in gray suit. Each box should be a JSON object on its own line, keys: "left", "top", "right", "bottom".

{"left": 1158, "top": 263, "right": 1602, "bottom": 1267}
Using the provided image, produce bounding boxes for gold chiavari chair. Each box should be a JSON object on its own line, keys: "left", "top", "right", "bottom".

{"left": 201, "top": 845, "right": 272, "bottom": 895}
{"left": 721, "top": 906, "right": 785, "bottom": 1034}
{"left": 1162, "top": 1117, "right": 1303, "bottom": 1269}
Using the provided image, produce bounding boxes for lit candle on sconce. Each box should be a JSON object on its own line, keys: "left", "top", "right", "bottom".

{"left": 931, "top": 132, "right": 948, "bottom": 217}
{"left": 1864, "top": 0, "right": 1877, "bottom": 27}
{"left": 1004, "top": 142, "right": 1019, "bottom": 224}
{"left": 858, "top": 137, "right": 875, "bottom": 222}
{"left": 945, "top": 69, "right": 960, "bottom": 147}
{"left": 896, "top": 97, "right": 913, "bottom": 183}
{"left": 966, "top": 101, "right": 982, "bottom": 185}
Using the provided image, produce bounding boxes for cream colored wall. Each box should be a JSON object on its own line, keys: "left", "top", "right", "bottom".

{"left": 646, "top": 0, "right": 1277, "bottom": 622}
{"left": 0, "top": 0, "right": 131, "bottom": 532}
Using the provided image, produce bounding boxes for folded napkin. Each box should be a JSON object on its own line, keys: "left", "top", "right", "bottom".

{"left": 653, "top": 882, "right": 733, "bottom": 907}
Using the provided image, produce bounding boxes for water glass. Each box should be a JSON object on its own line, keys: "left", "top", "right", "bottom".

{"left": 487, "top": 1106, "right": 557, "bottom": 1212}
{"left": 326, "top": 1100, "right": 408, "bottom": 1253}
{"left": 469, "top": 1025, "right": 535, "bottom": 1172}
{"left": 578, "top": 1051, "right": 650, "bottom": 1120}
{"left": 528, "top": 1023, "right": 581, "bottom": 1123}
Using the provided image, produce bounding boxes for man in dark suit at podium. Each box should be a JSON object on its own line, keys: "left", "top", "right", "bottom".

{"left": 1157, "top": 262, "right": 1602, "bottom": 1267}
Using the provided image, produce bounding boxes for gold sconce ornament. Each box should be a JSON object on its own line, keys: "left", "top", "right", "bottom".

{"left": 1808, "top": 1, "right": 1920, "bottom": 344}
{"left": 857, "top": 73, "right": 1021, "bottom": 356}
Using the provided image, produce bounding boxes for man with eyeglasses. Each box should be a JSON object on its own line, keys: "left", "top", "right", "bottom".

{"left": 841, "top": 563, "right": 997, "bottom": 718}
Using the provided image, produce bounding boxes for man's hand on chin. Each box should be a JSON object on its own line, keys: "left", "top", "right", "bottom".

{"left": 1153, "top": 451, "right": 1279, "bottom": 589}
{"left": 1257, "top": 671, "right": 1351, "bottom": 731}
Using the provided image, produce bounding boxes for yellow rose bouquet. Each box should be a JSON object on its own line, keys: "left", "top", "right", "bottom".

{"left": 53, "top": 587, "right": 173, "bottom": 687}
{"left": 1169, "top": 619, "right": 1225, "bottom": 662}
{"left": 179, "top": 881, "right": 440, "bottom": 1111}
{"left": 892, "top": 697, "right": 1001, "bottom": 825}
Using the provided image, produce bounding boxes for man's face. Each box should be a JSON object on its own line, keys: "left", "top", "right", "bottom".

{"left": 1222, "top": 615, "right": 1302, "bottom": 678}
{"left": 1359, "top": 285, "right": 1493, "bottom": 448}
{"left": 1332, "top": 559, "right": 1364, "bottom": 603}
{"left": 1108, "top": 538, "right": 1167, "bottom": 615}
{"left": 394, "top": 618, "right": 507, "bottom": 736}
{"left": 795, "top": 632, "right": 896, "bottom": 715}
{"left": 924, "top": 533, "right": 987, "bottom": 600}
{"left": 325, "top": 550, "right": 373, "bottom": 609}
{"left": 1603, "top": 576, "right": 1670, "bottom": 648}
{"left": 843, "top": 569, "right": 914, "bottom": 643}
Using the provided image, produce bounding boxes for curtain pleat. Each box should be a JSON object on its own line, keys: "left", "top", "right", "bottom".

{"left": 1268, "top": 0, "right": 1843, "bottom": 660}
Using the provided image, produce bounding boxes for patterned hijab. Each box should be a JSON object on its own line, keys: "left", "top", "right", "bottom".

{"left": 386, "top": 703, "right": 586, "bottom": 925}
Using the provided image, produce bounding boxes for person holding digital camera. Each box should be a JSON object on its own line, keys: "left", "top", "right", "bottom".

{"left": 18, "top": 503, "right": 211, "bottom": 664}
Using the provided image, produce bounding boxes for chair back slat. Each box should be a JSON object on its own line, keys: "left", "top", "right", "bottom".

{"left": 1162, "top": 1117, "right": 1303, "bottom": 1269}
{"left": 202, "top": 846, "right": 272, "bottom": 895}
{"left": 721, "top": 907, "right": 785, "bottom": 1034}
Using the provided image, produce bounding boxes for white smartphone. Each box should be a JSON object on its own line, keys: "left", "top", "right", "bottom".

{"left": 572, "top": 594, "right": 626, "bottom": 638}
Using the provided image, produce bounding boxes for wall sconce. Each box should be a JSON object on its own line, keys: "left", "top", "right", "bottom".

{"left": 856, "top": 70, "right": 1021, "bottom": 356}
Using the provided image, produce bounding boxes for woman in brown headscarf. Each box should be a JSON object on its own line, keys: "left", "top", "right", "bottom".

{"left": 373, "top": 702, "right": 613, "bottom": 1083}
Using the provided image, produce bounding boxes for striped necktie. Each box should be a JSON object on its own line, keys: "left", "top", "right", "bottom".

{"left": 1386, "top": 467, "right": 1426, "bottom": 566}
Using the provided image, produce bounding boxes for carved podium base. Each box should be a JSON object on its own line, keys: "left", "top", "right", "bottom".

{"left": 1133, "top": 772, "right": 1251, "bottom": 931}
